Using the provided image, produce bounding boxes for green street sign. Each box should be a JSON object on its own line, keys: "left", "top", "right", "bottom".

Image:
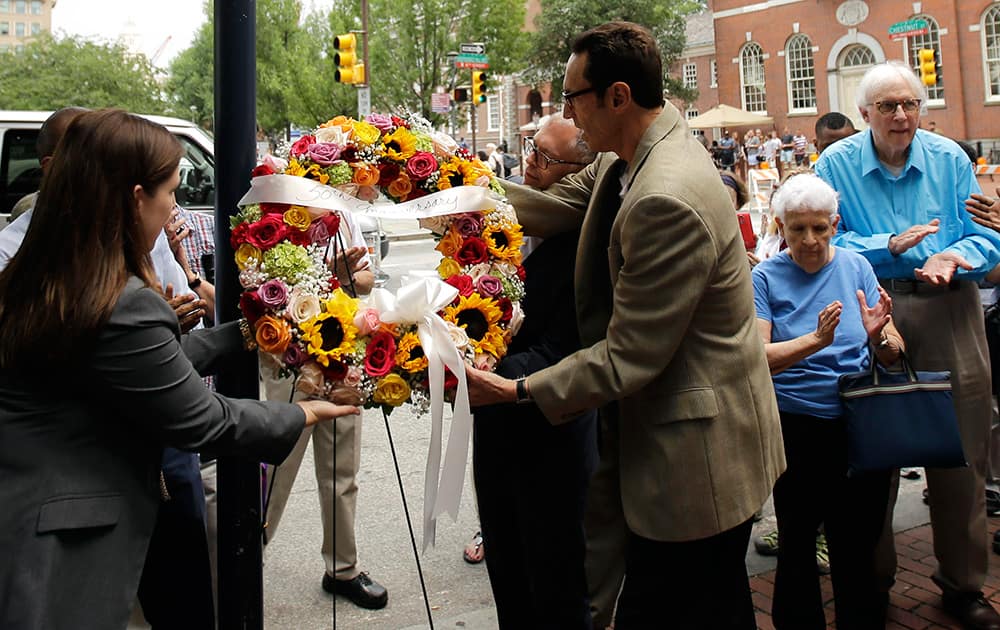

{"left": 455, "top": 53, "right": 488, "bottom": 64}
{"left": 888, "top": 18, "right": 928, "bottom": 39}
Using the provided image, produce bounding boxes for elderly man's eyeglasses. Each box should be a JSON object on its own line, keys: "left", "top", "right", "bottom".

{"left": 561, "top": 86, "right": 597, "bottom": 107}
{"left": 872, "top": 99, "right": 922, "bottom": 115}
{"left": 523, "top": 137, "right": 591, "bottom": 170}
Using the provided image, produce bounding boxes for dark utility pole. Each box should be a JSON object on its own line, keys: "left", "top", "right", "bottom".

{"left": 214, "top": 1, "right": 264, "bottom": 628}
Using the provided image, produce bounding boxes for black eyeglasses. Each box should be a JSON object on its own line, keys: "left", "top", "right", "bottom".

{"left": 561, "top": 85, "right": 598, "bottom": 107}
{"left": 872, "top": 99, "right": 922, "bottom": 115}
{"left": 523, "top": 137, "right": 591, "bottom": 170}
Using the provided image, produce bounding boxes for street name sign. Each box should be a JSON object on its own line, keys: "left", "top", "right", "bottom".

{"left": 888, "top": 18, "right": 928, "bottom": 40}
{"left": 455, "top": 53, "right": 489, "bottom": 70}
{"left": 460, "top": 42, "right": 485, "bottom": 55}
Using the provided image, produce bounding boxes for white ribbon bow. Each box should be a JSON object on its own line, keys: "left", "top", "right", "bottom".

{"left": 370, "top": 276, "right": 473, "bottom": 549}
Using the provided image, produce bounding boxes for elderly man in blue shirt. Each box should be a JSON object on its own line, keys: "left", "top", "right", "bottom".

{"left": 815, "top": 60, "right": 1000, "bottom": 630}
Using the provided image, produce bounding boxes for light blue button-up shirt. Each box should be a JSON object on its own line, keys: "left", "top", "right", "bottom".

{"left": 814, "top": 128, "right": 1000, "bottom": 280}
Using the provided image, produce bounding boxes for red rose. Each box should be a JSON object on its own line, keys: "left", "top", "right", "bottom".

{"left": 377, "top": 162, "right": 401, "bottom": 187}
{"left": 260, "top": 202, "right": 288, "bottom": 215}
{"left": 230, "top": 222, "right": 250, "bottom": 249}
{"left": 323, "top": 360, "right": 348, "bottom": 383}
{"left": 516, "top": 265, "right": 526, "bottom": 282}
{"left": 290, "top": 134, "right": 316, "bottom": 158}
{"left": 329, "top": 277, "right": 341, "bottom": 291}
{"left": 445, "top": 274, "right": 474, "bottom": 297}
{"left": 322, "top": 213, "right": 341, "bottom": 234}
{"left": 364, "top": 330, "right": 397, "bottom": 377}
{"left": 406, "top": 187, "right": 428, "bottom": 201}
{"left": 340, "top": 147, "right": 358, "bottom": 162}
{"left": 497, "top": 297, "right": 513, "bottom": 323}
{"left": 286, "top": 228, "right": 311, "bottom": 247}
{"left": 391, "top": 115, "right": 409, "bottom": 129}
{"left": 251, "top": 163, "right": 275, "bottom": 178}
{"left": 239, "top": 290, "right": 265, "bottom": 326}
{"left": 247, "top": 214, "right": 289, "bottom": 249}
{"left": 455, "top": 236, "right": 490, "bottom": 266}
{"left": 405, "top": 152, "right": 437, "bottom": 180}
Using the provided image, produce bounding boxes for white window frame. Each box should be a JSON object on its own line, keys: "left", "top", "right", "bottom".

{"left": 710, "top": 59, "right": 718, "bottom": 88}
{"left": 0, "top": 21, "right": 7, "bottom": 35}
{"left": 13, "top": 0, "right": 23, "bottom": 14}
{"left": 686, "top": 108, "right": 702, "bottom": 136}
{"left": 14, "top": 20, "right": 23, "bottom": 36}
{"left": 29, "top": 0, "right": 39, "bottom": 14}
{"left": 0, "top": 1, "right": 9, "bottom": 13}
{"left": 486, "top": 95, "right": 500, "bottom": 132}
{"left": 982, "top": 4, "right": 1000, "bottom": 103}
{"left": 906, "top": 14, "right": 944, "bottom": 105}
{"left": 740, "top": 42, "right": 767, "bottom": 114}
{"left": 30, "top": 20, "right": 38, "bottom": 35}
{"left": 683, "top": 62, "right": 697, "bottom": 90}
{"left": 785, "top": 33, "right": 817, "bottom": 114}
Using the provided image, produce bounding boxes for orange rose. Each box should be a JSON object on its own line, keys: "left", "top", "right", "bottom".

{"left": 255, "top": 315, "right": 292, "bottom": 354}
{"left": 352, "top": 164, "right": 380, "bottom": 187}
{"left": 321, "top": 115, "right": 353, "bottom": 131}
{"left": 434, "top": 228, "right": 463, "bottom": 258}
{"left": 387, "top": 174, "right": 412, "bottom": 199}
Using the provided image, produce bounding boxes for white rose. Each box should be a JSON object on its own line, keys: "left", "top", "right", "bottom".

{"left": 474, "top": 353, "right": 497, "bottom": 371}
{"left": 315, "top": 125, "right": 349, "bottom": 145}
{"left": 295, "top": 362, "right": 325, "bottom": 396}
{"left": 418, "top": 215, "right": 450, "bottom": 235}
{"left": 508, "top": 303, "right": 525, "bottom": 337}
{"left": 430, "top": 131, "right": 459, "bottom": 159}
{"left": 446, "top": 322, "right": 469, "bottom": 350}
{"left": 466, "top": 263, "right": 492, "bottom": 282}
{"left": 287, "top": 290, "right": 322, "bottom": 323}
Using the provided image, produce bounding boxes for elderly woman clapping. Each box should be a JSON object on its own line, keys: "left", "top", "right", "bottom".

{"left": 751, "top": 173, "right": 904, "bottom": 629}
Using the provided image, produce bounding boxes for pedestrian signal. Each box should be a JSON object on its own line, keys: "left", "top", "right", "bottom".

{"left": 917, "top": 48, "right": 937, "bottom": 88}
{"left": 472, "top": 71, "right": 488, "bottom": 104}
{"left": 453, "top": 88, "right": 469, "bottom": 102}
{"left": 334, "top": 33, "right": 365, "bottom": 85}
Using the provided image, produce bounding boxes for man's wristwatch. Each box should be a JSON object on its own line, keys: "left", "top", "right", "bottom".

{"left": 515, "top": 377, "right": 532, "bottom": 404}
{"left": 188, "top": 274, "right": 202, "bottom": 290}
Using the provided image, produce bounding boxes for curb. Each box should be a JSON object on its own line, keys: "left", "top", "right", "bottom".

{"left": 387, "top": 231, "right": 435, "bottom": 242}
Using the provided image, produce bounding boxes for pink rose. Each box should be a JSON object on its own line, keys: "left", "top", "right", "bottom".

{"left": 452, "top": 213, "right": 483, "bottom": 238}
{"left": 365, "top": 113, "right": 394, "bottom": 132}
{"left": 475, "top": 274, "right": 503, "bottom": 298}
{"left": 307, "top": 219, "right": 332, "bottom": 245}
{"left": 290, "top": 134, "right": 316, "bottom": 158}
{"left": 283, "top": 343, "right": 308, "bottom": 368}
{"left": 344, "top": 366, "right": 364, "bottom": 388}
{"left": 257, "top": 279, "right": 289, "bottom": 308}
{"left": 262, "top": 153, "right": 288, "bottom": 172}
{"left": 405, "top": 151, "right": 437, "bottom": 180}
{"left": 307, "top": 142, "right": 343, "bottom": 166}
{"left": 353, "top": 308, "right": 381, "bottom": 336}
{"left": 357, "top": 185, "right": 379, "bottom": 202}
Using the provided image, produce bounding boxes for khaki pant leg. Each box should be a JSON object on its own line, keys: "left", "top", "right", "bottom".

{"left": 329, "top": 413, "right": 362, "bottom": 580}
{"left": 261, "top": 373, "right": 311, "bottom": 545}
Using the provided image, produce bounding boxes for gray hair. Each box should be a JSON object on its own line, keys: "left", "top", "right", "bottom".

{"left": 855, "top": 60, "right": 928, "bottom": 115}
{"left": 770, "top": 173, "right": 839, "bottom": 222}
{"left": 537, "top": 114, "right": 596, "bottom": 164}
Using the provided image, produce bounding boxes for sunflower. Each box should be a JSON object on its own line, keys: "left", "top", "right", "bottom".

{"left": 482, "top": 222, "right": 524, "bottom": 265}
{"left": 382, "top": 127, "right": 417, "bottom": 161}
{"left": 443, "top": 294, "right": 505, "bottom": 357}
{"left": 462, "top": 159, "right": 493, "bottom": 184}
{"left": 299, "top": 289, "right": 359, "bottom": 367}
{"left": 436, "top": 159, "right": 466, "bottom": 190}
{"left": 395, "top": 332, "right": 429, "bottom": 373}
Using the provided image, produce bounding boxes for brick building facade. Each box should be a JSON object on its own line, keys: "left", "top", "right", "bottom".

{"left": 670, "top": 1, "right": 1000, "bottom": 158}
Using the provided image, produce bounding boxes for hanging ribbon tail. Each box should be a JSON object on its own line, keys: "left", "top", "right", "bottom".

{"left": 430, "top": 318, "right": 472, "bottom": 523}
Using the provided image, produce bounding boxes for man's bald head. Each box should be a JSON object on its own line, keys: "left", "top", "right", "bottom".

{"left": 523, "top": 114, "right": 594, "bottom": 190}
{"left": 37, "top": 107, "right": 89, "bottom": 169}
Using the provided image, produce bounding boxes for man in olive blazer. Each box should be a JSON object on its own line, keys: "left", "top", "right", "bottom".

{"left": 469, "top": 22, "right": 784, "bottom": 628}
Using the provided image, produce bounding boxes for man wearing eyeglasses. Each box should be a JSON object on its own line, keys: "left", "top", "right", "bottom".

{"left": 815, "top": 60, "right": 1000, "bottom": 630}
{"left": 467, "top": 21, "right": 785, "bottom": 629}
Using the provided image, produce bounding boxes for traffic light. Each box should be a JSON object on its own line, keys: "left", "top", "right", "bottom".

{"left": 471, "top": 71, "right": 488, "bottom": 104}
{"left": 917, "top": 48, "right": 938, "bottom": 87}
{"left": 453, "top": 87, "right": 469, "bottom": 102}
{"left": 334, "top": 33, "right": 365, "bottom": 85}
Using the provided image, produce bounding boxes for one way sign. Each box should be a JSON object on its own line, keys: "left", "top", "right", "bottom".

{"left": 460, "top": 42, "right": 485, "bottom": 55}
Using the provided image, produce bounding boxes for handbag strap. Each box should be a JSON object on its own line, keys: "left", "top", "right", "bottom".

{"left": 867, "top": 340, "right": 918, "bottom": 386}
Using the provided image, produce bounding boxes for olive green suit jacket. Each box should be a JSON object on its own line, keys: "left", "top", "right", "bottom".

{"left": 505, "top": 105, "right": 785, "bottom": 542}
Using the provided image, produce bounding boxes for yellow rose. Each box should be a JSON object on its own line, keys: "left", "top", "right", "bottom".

{"left": 352, "top": 164, "right": 380, "bottom": 187}
{"left": 434, "top": 229, "right": 463, "bottom": 258}
{"left": 437, "top": 257, "right": 461, "bottom": 279}
{"left": 373, "top": 373, "right": 411, "bottom": 407}
{"left": 387, "top": 174, "right": 412, "bottom": 199}
{"left": 283, "top": 205, "right": 311, "bottom": 230}
{"left": 352, "top": 121, "right": 381, "bottom": 146}
{"left": 235, "top": 243, "right": 262, "bottom": 269}
{"left": 285, "top": 159, "right": 307, "bottom": 177}
{"left": 255, "top": 315, "right": 292, "bottom": 354}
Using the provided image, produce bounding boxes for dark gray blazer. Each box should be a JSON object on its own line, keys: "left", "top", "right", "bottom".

{"left": 0, "top": 277, "right": 304, "bottom": 629}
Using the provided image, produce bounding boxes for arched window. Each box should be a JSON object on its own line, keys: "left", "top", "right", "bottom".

{"left": 908, "top": 14, "right": 943, "bottom": 101}
{"left": 842, "top": 45, "right": 876, "bottom": 68}
{"left": 982, "top": 4, "right": 1000, "bottom": 100}
{"left": 740, "top": 42, "right": 766, "bottom": 113}
{"left": 785, "top": 34, "right": 816, "bottom": 112}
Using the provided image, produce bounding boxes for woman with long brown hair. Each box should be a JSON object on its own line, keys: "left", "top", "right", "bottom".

{"left": 0, "top": 109, "right": 357, "bottom": 629}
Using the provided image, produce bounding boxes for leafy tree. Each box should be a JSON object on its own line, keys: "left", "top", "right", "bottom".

{"left": 326, "top": 0, "right": 530, "bottom": 123}
{"left": 166, "top": 18, "right": 214, "bottom": 126}
{"left": 0, "top": 33, "right": 168, "bottom": 113}
{"left": 527, "top": 0, "right": 701, "bottom": 105}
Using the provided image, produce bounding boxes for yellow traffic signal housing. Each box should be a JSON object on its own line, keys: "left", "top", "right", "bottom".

{"left": 472, "top": 71, "right": 488, "bottom": 104}
{"left": 917, "top": 48, "right": 937, "bottom": 87}
{"left": 334, "top": 33, "right": 365, "bottom": 84}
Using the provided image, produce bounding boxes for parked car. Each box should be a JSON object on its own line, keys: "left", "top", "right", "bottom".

{"left": 0, "top": 110, "right": 388, "bottom": 261}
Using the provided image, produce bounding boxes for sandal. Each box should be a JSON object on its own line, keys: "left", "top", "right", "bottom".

{"left": 463, "top": 531, "right": 485, "bottom": 564}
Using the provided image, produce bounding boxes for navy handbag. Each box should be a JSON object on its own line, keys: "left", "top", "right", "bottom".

{"left": 838, "top": 347, "right": 967, "bottom": 476}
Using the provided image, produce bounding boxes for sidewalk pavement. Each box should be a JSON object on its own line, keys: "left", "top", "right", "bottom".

{"left": 750, "top": 517, "right": 1000, "bottom": 629}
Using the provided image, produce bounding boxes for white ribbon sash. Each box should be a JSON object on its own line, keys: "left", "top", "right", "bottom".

{"left": 238, "top": 173, "right": 500, "bottom": 218}
{"left": 370, "top": 277, "right": 473, "bottom": 549}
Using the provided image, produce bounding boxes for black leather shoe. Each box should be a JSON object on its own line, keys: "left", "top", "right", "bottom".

{"left": 941, "top": 590, "right": 1000, "bottom": 630}
{"left": 323, "top": 571, "right": 388, "bottom": 610}
{"left": 993, "top": 529, "right": 1000, "bottom": 556}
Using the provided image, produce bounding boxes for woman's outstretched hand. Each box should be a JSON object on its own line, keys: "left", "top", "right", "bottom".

{"left": 296, "top": 400, "right": 361, "bottom": 426}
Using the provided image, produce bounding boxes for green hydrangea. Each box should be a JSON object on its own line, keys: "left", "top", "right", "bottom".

{"left": 500, "top": 275, "right": 525, "bottom": 302}
{"left": 263, "top": 242, "right": 312, "bottom": 284}
{"left": 230, "top": 204, "right": 262, "bottom": 229}
{"left": 413, "top": 133, "right": 434, "bottom": 153}
{"left": 326, "top": 163, "right": 353, "bottom": 186}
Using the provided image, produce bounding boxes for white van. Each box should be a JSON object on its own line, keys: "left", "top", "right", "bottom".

{"left": 0, "top": 110, "right": 388, "bottom": 260}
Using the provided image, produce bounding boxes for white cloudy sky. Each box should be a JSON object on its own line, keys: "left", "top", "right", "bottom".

{"left": 50, "top": 0, "right": 330, "bottom": 67}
